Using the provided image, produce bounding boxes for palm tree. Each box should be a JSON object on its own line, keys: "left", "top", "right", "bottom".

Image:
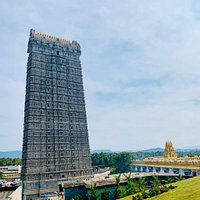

{"left": 114, "top": 174, "right": 126, "bottom": 199}
{"left": 152, "top": 176, "right": 160, "bottom": 188}
{"left": 166, "top": 176, "right": 172, "bottom": 184}
{"left": 177, "top": 174, "right": 184, "bottom": 181}
{"left": 138, "top": 177, "right": 146, "bottom": 192}
{"left": 124, "top": 173, "right": 139, "bottom": 195}
{"left": 101, "top": 187, "right": 109, "bottom": 200}
{"left": 90, "top": 184, "right": 99, "bottom": 200}
{"left": 0, "top": 172, "right": 4, "bottom": 179}
{"left": 124, "top": 172, "right": 131, "bottom": 181}
{"left": 115, "top": 174, "right": 121, "bottom": 186}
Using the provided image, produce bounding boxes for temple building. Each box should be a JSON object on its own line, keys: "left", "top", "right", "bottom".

{"left": 21, "top": 29, "right": 93, "bottom": 200}
{"left": 131, "top": 141, "right": 200, "bottom": 177}
{"left": 163, "top": 141, "right": 177, "bottom": 159}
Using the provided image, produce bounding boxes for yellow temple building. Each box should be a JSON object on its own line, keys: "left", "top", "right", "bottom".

{"left": 131, "top": 141, "right": 200, "bottom": 177}
{"left": 164, "top": 141, "right": 177, "bottom": 159}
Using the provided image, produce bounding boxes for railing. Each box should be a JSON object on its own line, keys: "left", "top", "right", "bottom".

{"left": 132, "top": 160, "right": 200, "bottom": 168}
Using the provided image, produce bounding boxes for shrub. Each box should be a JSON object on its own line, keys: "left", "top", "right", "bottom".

{"left": 101, "top": 188, "right": 109, "bottom": 200}
{"left": 90, "top": 184, "right": 99, "bottom": 200}
{"left": 126, "top": 179, "right": 139, "bottom": 195}
{"left": 168, "top": 185, "right": 177, "bottom": 190}
{"left": 152, "top": 188, "right": 160, "bottom": 196}
{"left": 166, "top": 176, "right": 172, "bottom": 184}
{"left": 149, "top": 188, "right": 156, "bottom": 197}
{"left": 142, "top": 191, "right": 149, "bottom": 199}
{"left": 132, "top": 196, "right": 138, "bottom": 200}
{"left": 136, "top": 194, "right": 143, "bottom": 200}
{"left": 74, "top": 195, "right": 82, "bottom": 200}
{"left": 160, "top": 185, "right": 169, "bottom": 193}
{"left": 114, "top": 185, "right": 126, "bottom": 199}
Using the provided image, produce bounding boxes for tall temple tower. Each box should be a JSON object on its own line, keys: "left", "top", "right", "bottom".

{"left": 163, "top": 141, "right": 177, "bottom": 159}
{"left": 22, "top": 29, "right": 93, "bottom": 200}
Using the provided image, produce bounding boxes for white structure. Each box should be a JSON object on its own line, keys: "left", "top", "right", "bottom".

{"left": 9, "top": 186, "right": 22, "bottom": 200}
{"left": 0, "top": 166, "right": 21, "bottom": 173}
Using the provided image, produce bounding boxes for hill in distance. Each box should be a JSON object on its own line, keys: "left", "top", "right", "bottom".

{"left": 91, "top": 149, "right": 113, "bottom": 154}
{"left": 91, "top": 147, "right": 164, "bottom": 154}
{"left": 0, "top": 151, "right": 22, "bottom": 158}
{"left": 139, "top": 147, "right": 164, "bottom": 153}
{"left": 1, "top": 146, "right": 200, "bottom": 158}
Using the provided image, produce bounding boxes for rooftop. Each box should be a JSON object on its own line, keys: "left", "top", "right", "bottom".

{"left": 62, "top": 172, "right": 177, "bottom": 189}
{"left": 29, "top": 29, "right": 80, "bottom": 49}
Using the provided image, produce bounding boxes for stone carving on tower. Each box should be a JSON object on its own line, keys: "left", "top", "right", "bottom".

{"left": 21, "top": 29, "right": 93, "bottom": 200}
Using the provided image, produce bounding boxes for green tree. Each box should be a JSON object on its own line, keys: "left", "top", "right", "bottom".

{"left": 0, "top": 158, "right": 22, "bottom": 166}
{"left": 90, "top": 184, "right": 99, "bottom": 200}
{"left": 138, "top": 177, "right": 146, "bottom": 193}
{"left": 114, "top": 174, "right": 126, "bottom": 199}
{"left": 113, "top": 153, "right": 132, "bottom": 173}
{"left": 114, "top": 185, "right": 127, "bottom": 199}
{"left": 166, "top": 176, "right": 172, "bottom": 184}
{"left": 74, "top": 195, "right": 82, "bottom": 200}
{"left": 124, "top": 173, "right": 139, "bottom": 195}
{"left": 127, "top": 180, "right": 139, "bottom": 195}
{"left": 101, "top": 188, "right": 109, "bottom": 200}
{"left": 177, "top": 174, "right": 184, "bottom": 181}
{"left": 0, "top": 171, "right": 4, "bottom": 179}
{"left": 152, "top": 176, "right": 160, "bottom": 188}
{"left": 115, "top": 174, "right": 121, "bottom": 186}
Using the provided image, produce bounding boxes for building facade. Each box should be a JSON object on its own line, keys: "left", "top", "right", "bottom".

{"left": 22, "top": 29, "right": 93, "bottom": 200}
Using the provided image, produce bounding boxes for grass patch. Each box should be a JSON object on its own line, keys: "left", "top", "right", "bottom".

{"left": 120, "top": 176, "right": 200, "bottom": 200}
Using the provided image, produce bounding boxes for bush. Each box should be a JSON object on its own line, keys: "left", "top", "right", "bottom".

{"left": 114, "top": 186, "right": 127, "bottom": 199}
{"left": 90, "top": 184, "right": 98, "bottom": 200}
{"left": 149, "top": 188, "right": 156, "bottom": 197}
{"left": 168, "top": 185, "right": 177, "bottom": 190}
{"left": 160, "top": 185, "right": 169, "bottom": 193}
{"left": 136, "top": 194, "right": 143, "bottom": 200}
{"left": 101, "top": 188, "right": 109, "bottom": 200}
{"left": 152, "top": 188, "right": 160, "bottom": 196}
{"left": 132, "top": 196, "right": 138, "bottom": 200}
{"left": 142, "top": 191, "right": 149, "bottom": 199}
{"left": 74, "top": 195, "right": 82, "bottom": 200}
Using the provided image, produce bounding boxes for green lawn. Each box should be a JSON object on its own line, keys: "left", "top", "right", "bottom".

{"left": 120, "top": 176, "right": 200, "bottom": 200}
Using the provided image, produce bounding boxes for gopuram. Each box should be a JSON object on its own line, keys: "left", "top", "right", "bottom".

{"left": 163, "top": 141, "right": 177, "bottom": 159}
{"left": 21, "top": 29, "right": 93, "bottom": 200}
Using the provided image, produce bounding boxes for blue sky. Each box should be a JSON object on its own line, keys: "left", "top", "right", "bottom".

{"left": 1, "top": 0, "right": 200, "bottom": 151}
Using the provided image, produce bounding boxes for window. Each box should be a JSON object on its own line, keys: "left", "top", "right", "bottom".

{"left": 57, "top": 51, "right": 59, "bottom": 55}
